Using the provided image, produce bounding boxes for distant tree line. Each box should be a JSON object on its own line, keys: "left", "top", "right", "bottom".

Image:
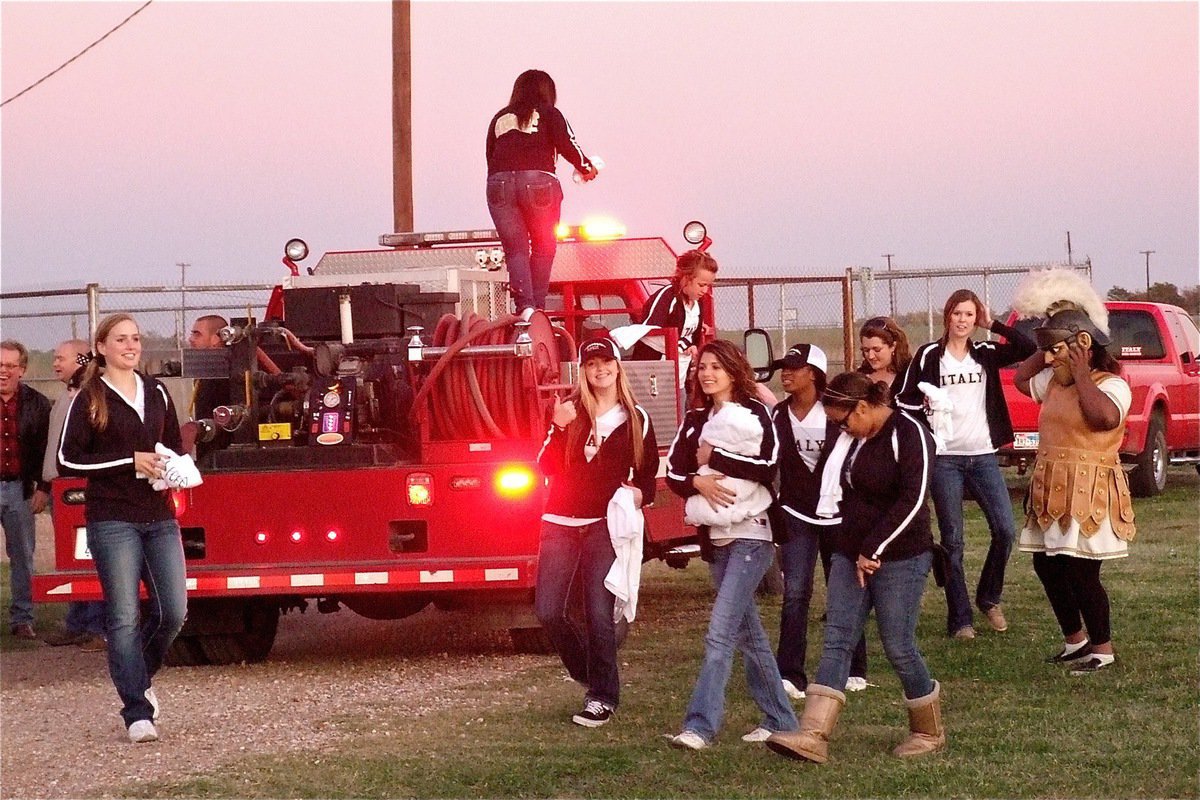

{"left": 1107, "top": 282, "right": 1200, "bottom": 314}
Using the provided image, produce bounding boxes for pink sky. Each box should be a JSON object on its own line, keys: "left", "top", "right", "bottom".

{"left": 2, "top": 1, "right": 1196, "bottom": 297}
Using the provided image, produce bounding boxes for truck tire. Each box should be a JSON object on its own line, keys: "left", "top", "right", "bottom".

{"left": 164, "top": 635, "right": 210, "bottom": 667}
{"left": 1129, "top": 411, "right": 1168, "bottom": 498}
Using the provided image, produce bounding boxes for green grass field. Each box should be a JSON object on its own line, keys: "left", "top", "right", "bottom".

{"left": 6, "top": 469, "right": 1198, "bottom": 798}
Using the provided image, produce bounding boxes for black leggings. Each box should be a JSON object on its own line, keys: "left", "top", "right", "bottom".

{"left": 1031, "top": 552, "right": 1111, "bottom": 646}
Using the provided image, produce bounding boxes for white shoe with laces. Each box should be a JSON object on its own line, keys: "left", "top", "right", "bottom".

{"left": 669, "top": 730, "right": 708, "bottom": 750}
{"left": 128, "top": 719, "right": 159, "bottom": 744}
{"left": 741, "top": 726, "right": 773, "bottom": 742}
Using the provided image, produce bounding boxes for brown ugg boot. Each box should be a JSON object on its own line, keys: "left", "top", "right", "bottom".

{"left": 892, "top": 680, "right": 946, "bottom": 758}
{"left": 764, "top": 684, "right": 845, "bottom": 764}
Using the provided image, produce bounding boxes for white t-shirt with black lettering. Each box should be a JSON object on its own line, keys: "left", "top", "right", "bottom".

{"left": 789, "top": 402, "right": 827, "bottom": 473}
{"left": 939, "top": 349, "right": 993, "bottom": 455}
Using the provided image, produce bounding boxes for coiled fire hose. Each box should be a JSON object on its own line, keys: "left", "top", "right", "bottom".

{"left": 411, "top": 311, "right": 574, "bottom": 441}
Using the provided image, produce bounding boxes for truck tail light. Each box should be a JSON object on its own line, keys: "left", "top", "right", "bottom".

{"left": 325, "top": 529, "right": 340, "bottom": 542}
{"left": 254, "top": 531, "right": 269, "bottom": 545}
{"left": 407, "top": 473, "right": 433, "bottom": 506}
{"left": 289, "top": 530, "right": 303, "bottom": 543}
{"left": 496, "top": 466, "right": 535, "bottom": 498}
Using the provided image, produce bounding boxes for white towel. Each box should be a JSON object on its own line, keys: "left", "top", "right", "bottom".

{"left": 607, "top": 324, "right": 659, "bottom": 352}
{"left": 150, "top": 443, "right": 204, "bottom": 491}
{"left": 604, "top": 486, "right": 644, "bottom": 623}
{"left": 684, "top": 404, "right": 773, "bottom": 527}
{"left": 917, "top": 381, "right": 954, "bottom": 453}
{"left": 816, "top": 431, "right": 854, "bottom": 518}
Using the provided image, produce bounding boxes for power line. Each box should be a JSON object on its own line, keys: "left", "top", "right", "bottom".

{"left": 1, "top": 1, "right": 154, "bottom": 109}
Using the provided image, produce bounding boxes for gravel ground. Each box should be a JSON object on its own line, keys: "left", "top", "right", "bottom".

{"left": 0, "top": 605, "right": 543, "bottom": 799}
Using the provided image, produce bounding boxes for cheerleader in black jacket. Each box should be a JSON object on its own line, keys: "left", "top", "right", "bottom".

{"left": 57, "top": 314, "right": 187, "bottom": 744}
{"left": 536, "top": 336, "right": 658, "bottom": 728}
{"left": 664, "top": 339, "right": 798, "bottom": 750}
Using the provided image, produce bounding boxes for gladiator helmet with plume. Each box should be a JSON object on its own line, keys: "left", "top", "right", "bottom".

{"left": 1011, "top": 267, "right": 1110, "bottom": 349}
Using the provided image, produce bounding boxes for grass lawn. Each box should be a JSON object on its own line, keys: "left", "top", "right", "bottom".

{"left": 9, "top": 469, "right": 1198, "bottom": 798}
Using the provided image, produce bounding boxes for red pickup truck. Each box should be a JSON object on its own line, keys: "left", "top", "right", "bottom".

{"left": 999, "top": 301, "right": 1200, "bottom": 496}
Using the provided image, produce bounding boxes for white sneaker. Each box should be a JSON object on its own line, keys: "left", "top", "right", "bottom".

{"left": 781, "top": 679, "right": 805, "bottom": 700}
{"left": 145, "top": 687, "right": 160, "bottom": 722}
{"left": 669, "top": 730, "right": 708, "bottom": 750}
{"left": 740, "top": 726, "right": 773, "bottom": 742}
{"left": 128, "top": 719, "right": 159, "bottom": 743}
{"left": 846, "top": 676, "right": 869, "bottom": 692}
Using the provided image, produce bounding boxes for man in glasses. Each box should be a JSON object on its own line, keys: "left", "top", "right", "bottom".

{"left": 0, "top": 340, "right": 52, "bottom": 640}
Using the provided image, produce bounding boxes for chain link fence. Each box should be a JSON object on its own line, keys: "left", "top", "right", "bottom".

{"left": 3, "top": 260, "right": 1091, "bottom": 383}
{"left": 713, "top": 260, "right": 1092, "bottom": 377}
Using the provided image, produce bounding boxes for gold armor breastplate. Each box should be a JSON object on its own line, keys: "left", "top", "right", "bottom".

{"left": 1025, "top": 372, "right": 1136, "bottom": 540}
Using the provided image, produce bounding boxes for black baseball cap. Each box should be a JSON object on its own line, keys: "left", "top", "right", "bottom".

{"left": 578, "top": 336, "right": 621, "bottom": 363}
{"left": 771, "top": 343, "right": 828, "bottom": 376}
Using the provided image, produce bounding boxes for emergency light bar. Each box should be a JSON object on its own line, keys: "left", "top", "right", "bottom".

{"left": 379, "top": 229, "right": 500, "bottom": 248}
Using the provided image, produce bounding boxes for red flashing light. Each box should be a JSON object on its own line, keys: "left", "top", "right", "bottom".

{"left": 254, "top": 531, "right": 269, "bottom": 545}
{"left": 496, "top": 465, "right": 536, "bottom": 498}
{"left": 170, "top": 490, "right": 187, "bottom": 518}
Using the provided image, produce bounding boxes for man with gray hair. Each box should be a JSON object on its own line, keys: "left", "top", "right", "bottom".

{"left": 41, "top": 339, "right": 107, "bottom": 650}
{"left": 0, "top": 339, "right": 52, "bottom": 639}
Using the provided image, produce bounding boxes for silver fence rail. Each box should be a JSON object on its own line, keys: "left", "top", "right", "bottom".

{"left": 2, "top": 260, "right": 1091, "bottom": 381}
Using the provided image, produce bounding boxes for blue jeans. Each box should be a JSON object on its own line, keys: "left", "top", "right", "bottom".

{"left": 486, "top": 170, "right": 563, "bottom": 312}
{"left": 88, "top": 518, "right": 188, "bottom": 727}
{"left": 1, "top": 480, "right": 36, "bottom": 627}
{"left": 534, "top": 520, "right": 620, "bottom": 708}
{"left": 777, "top": 516, "right": 867, "bottom": 689}
{"left": 931, "top": 453, "right": 1016, "bottom": 634}
{"left": 682, "top": 539, "right": 798, "bottom": 741}
{"left": 815, "top": 552, "right": 934, "bottom": 700}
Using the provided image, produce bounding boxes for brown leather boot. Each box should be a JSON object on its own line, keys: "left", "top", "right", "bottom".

{"left": 764, "top": 684, "right": 845, "bottom": 763}
{"left": 893, "top": 680, "right": 946, "bottom": 757}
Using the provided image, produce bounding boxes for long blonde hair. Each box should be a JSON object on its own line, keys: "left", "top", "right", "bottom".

{"left": 79, "top": 313, "right": 138, "bottom": 432}
{"left": 565, "top": 361, "right": 646, "bottom": 470}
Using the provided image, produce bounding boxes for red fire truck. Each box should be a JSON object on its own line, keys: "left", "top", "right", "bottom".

{"left": 33, "top": 223, "right": 715, "bottom": 664}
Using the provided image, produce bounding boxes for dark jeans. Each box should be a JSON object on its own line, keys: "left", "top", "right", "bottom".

{"left": 1, "top": 480, "right": 35, "bottom": 627}
{"left": 931, "top": 453, "right": 1016, "bottom": 634}
{"left": 1031, "top": 552, "right": 1112, "bottom": 646}
{"left": 89, "top": 518, "right": 188, "bottom": 727}
{"left": 534, "top": 520, "right": 620, "bottom": 708}
{"left": 776, "top": 516, "right": 866, "bottom": 689}
{"left": 485, "top": 170, "right": 563, "bottom": 313}
{"left": 815, "top": 552, "right": 935, "bottom": 700}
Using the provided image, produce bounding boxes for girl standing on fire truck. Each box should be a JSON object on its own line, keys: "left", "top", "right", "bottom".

{"left": 665, "top": 339, "right": 798, "bottom": 750}
{"left": 486, "top": 69, "right": 597, "bottom": 321}
{"left": 57, "top": 313, "right": 188, "bottom": 744}
{"left": 536, "top": 335, "right": 658, "bottom": 728}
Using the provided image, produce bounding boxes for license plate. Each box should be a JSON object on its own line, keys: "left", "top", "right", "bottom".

{"left": 1013, "top": 432, "right": 1040, "bottom": 450}
{"left": 73, "top": 527, "right": 94, "bottom": 560}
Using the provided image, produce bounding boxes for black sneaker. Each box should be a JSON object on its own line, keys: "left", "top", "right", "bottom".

{"left": 1070, "top": 655, "right": 1115, "bottom": 675}
{"left": 572, "top": 699, "right": 613, "bottom": 728}
{"left": 1046, "top": 641, "right": 1092, "bottom": 664}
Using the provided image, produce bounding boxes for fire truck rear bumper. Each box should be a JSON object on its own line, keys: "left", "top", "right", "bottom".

{"left": 33, "top": 557, "right": 538, "bottom": 603}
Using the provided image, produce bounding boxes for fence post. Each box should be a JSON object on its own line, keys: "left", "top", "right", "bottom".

{"left": 747, "top": 284, "right": 755, "bottom": 329}
{"left": 983, "top": 270, "right": 992, "bottom": 340}
{"left": 926, "top": 275, "right": 934, "bottom": 342}
{"left": 778, "top": 282, "right": 787, "bottom": 353}
{"left": 842, "top": 268, "right": 854, "bottom": 371}
{"left": 86, "top": 283, "right": 100, "bottom": 339}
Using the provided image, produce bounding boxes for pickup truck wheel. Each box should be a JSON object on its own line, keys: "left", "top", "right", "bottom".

{"left": 1129, "top": 412, "right": 1167, "bottom": 497}
{"left": 164, "top": 635, "right": 210, "bottom": 666}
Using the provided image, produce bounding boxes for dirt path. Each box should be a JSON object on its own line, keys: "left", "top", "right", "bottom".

{"left": 0, "top": 607, "right": 543, "bottom": 799}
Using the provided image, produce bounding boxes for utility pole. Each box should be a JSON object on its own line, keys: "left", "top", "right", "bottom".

{"left": 1066, "top": 231, "right": 1073, "bottom": 265}
{"left": 1140, "top": 250, "right": 1155, "bottom": 293}
{"left": 392, "top": 0, "right": 414, "bottom": 234}
{"left": 881, "top": 253, "right": 896, "bottom": 317}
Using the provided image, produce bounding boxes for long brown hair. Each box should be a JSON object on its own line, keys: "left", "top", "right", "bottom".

{"left": 671, "top": 250, "right": 719, "bottom": 294}
{"left": 79, "top": 313, "right": 138, "bottom": 432}
{"left": 857, "top": 316, "right": 912, "bottom": 376}
{"left": 507, "top": 69, "right": 557, "bottom": 128}
{"left": 691, "top": 339, "right": 758, "bottom": 410}
{"left": 564, "top": 359, "right": 646, "bottom": 471}
{"left": 939, "top": 289, "right": 985, "bottom": 345}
